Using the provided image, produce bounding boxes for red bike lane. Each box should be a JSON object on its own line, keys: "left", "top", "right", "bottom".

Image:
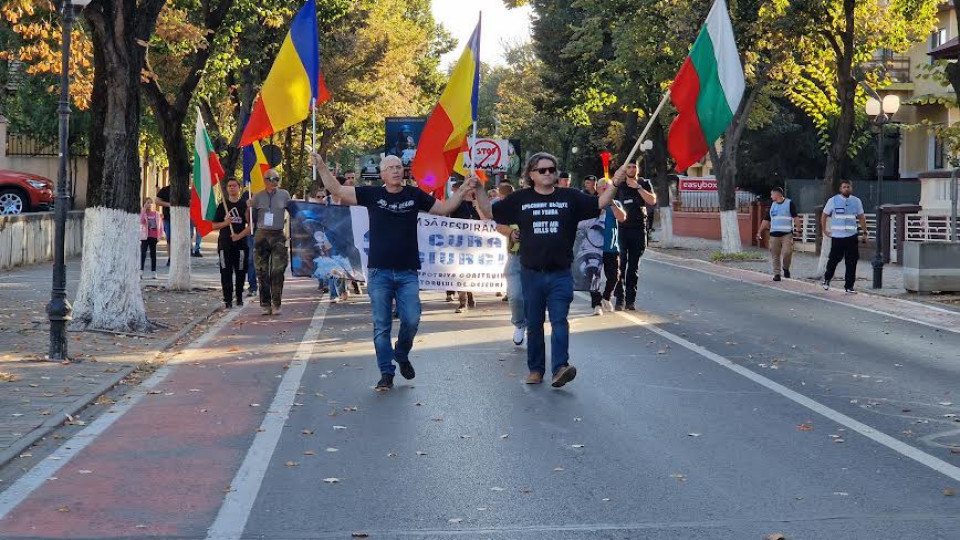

{"left": 0, "top": 281, "right": 323, "bottom": 539}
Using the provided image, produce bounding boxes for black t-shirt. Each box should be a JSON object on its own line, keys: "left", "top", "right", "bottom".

{"left": 492, "top": 187, "right": 601, "bottom": 271}
{"left": 355, "top": 185, "right": 436, "bottom": 270}
{"left": 213, "top": 198, "right": 249, "bottom": 249}
{"left": 616, "top": 178, "right": 654, "bottom": 230}
{"left": 156, "top": 186, "right": 171, "bottom": 221}
{"left": 451, "top": 200, "right": 481, "bottom": 220}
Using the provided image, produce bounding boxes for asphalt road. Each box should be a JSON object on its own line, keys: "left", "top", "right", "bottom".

{"left": 1, "top": 259, "right": 959, "bottom": 539}
{"left": 240, "top": 259, "right": 960, "bottom": 539}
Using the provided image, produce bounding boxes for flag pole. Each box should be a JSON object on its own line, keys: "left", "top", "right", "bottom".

{"left": 471, "top": 11, "right": 481, "bottom": 177}
{"left": 623, "top": 89, "right": 671, "bottom": 167}
{"left": 311, "top": 97, "right": 317, "bottom": 187}
{"left": 215, "top": 181, "right": 238, "bottom": 237}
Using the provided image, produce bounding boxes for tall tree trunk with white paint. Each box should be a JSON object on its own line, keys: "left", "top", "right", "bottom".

{"left": 71, "top": 0, "right": 163, "bottom": 332}
{"left": 167, "top": 207, "right": 192, "bottom": 290}
{"left": 659, "top": 206, "right": 675, "bottom": 248}
{"left": 719, "top": 210, "right": 742, "bottom": 253}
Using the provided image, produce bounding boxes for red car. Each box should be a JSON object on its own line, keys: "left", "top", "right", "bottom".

{"left": 0, "top": 169, "right": 54, "bottom": 215}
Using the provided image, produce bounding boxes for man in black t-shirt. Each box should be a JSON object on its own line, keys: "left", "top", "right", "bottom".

{"left": 311, "top": 153, "right": 476, "bottom": 392}
{"left": 477, "top": 152, "right": 621, "bottom": 388}
{"left": 212, "top": 178, "right": 252, "bottom": 308}
{"left": 613, "top": 160, "right": 657, "bottom": 311}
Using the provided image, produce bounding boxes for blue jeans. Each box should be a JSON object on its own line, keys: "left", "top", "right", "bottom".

{"left": 505, "top": 254, "right": 526, "bottom": 328}
{"left": 367, "top": 269, "right": 421, "bottom": 375}
{"left": 163, "top": 221, "right": 172, "bottom": 261}
{"left": 191, "top": 223, "right": 202, "bottom": 252}
{"left": 328, "top": 277, "right": 343, "bottom": 299}
{"left": 520, "top": 267, "right": 573, "bottom": 376}
{"left": 246, "top": 235, "right": 257, "bottom": 290}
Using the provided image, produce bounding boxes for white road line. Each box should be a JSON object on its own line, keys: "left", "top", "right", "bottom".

{"left": 206, "top": 300, "right": 329, "bottom": 540}
{"left": 0, "top": 306, "right": 243, "bottom": 520}
{"left": 649, "top": 257, "right": 960, "bottom": 335}
{"left": 585, "top": 291, "right": 960, "bottom": 483}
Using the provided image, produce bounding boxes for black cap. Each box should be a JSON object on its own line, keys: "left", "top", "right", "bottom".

{"left": 559, "top": 171, "right": 571, "bottom": 179}
{"left": 585, "top": 175, "right": 598, "bottom": 182}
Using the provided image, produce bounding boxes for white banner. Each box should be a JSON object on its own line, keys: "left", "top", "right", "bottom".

{"left": 349, "top": 207, "right": 507, "bottom": 292}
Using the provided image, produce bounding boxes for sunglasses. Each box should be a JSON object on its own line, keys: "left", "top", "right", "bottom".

{"left": 534, "top": 166, "right": 557, "bottom": 175}
{"left": 265, "top": 176, "right": 280, "bottom": 182}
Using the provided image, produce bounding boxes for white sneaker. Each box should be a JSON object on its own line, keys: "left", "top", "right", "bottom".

{"left": 822, "top": 279, "right": 830, "bottom": 291}
{"left": 844, "top": 288, "right": 857, "bottom": 295}
{"left": 512, "top": 326, "right": 525, "bottom": 346}
{"left": 152, "top": 271, "right": 158, "bottom": 279}
{"left": 601, "top": 299, "right": 614, "bottom": 312}
{"left": 593, "top": 306, "right": 603, "bottom": 316}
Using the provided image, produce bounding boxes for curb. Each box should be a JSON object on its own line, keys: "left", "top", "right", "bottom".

{"left": 0, "top": 303, "right": 225, "bottom": 470}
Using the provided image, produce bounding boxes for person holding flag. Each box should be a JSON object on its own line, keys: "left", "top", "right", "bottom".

{"left": 311, "top": 152, "right": 478, "bottom": 392}
{"left": 250, "top": 170, "right": 291, "bottom": 316}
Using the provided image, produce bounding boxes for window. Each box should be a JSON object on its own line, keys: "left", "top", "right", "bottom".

{"left": 935, "top": 135, "right": 945, "bottom": 170}
{"left": 931, "top": 28, "right": 948, "bottom": 64}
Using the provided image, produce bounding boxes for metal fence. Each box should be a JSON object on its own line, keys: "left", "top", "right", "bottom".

{"left": 783, "top": 178, "right": 921, "bottom": 213}
{"left": 677, "top": 190, "right": 755, "bottom": 212}
{"left": 794, "top": 213, "right": 957, "bottom": 246}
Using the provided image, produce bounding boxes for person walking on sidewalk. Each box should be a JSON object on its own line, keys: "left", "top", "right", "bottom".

{"left": 613, "top": 160, "right": 657, "bottom": 311}
{"left": 591, "top": 179, "right": 626, "bottom": 315}
{"left": 213, "top": 178, "right": 252, "bottom": 309}
{"left": 155, "top": 185, "right": 173, "bottom": 267}
{"left": 311, "top": 153, "right": 477, "bottom": 392}
{"left": 139, "top": 197, "right": 164, "bottom": 279}
{"left": 477, "top": 152, "right": 621, "bottom": 388}
{"left": 757, "top": 187, "right": 799, "bottom": 281}
{"left": 821, "top": 180, "right": 868, "bottom": 294}
{"left": 250, "top": 170, "right": 292, "bottom": 315}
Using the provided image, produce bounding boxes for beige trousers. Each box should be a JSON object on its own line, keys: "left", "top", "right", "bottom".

{"left": 769, "top": 235, "right": 794, "bottom": 275}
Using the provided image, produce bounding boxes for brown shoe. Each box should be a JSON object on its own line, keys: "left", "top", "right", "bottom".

{"left": 551, "top": 364, "right": 577, "bottom": 388}
{"left": 525, "top": 371, "right": 543, "bottom": 384}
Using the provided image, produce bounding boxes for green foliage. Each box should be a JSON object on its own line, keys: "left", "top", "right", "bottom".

{"left": 711, "top": 250, "right": 765, "bottom": 262}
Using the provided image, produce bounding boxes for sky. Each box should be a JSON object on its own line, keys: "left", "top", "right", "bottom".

{"left": 431, "top": 0, "right": 533, "bottom": 68}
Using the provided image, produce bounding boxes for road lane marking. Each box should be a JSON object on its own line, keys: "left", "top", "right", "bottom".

{"left": 0, "top": 306, "right": 243, "bottom": 520}
{"left": 648, "top": 257, "right": 960, "bottom": 335}
{"left": 206, "top": 300, "right": 329, "bottom": 540}
{"left": 584, "top": 292, "right": 960, "bottom": 483}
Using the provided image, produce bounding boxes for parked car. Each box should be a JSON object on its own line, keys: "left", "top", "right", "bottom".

{"left": 0, "top": 170, "right": 54, "bottom": 215}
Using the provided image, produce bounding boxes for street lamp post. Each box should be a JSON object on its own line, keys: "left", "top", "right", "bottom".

{"left": 47, "top": 0, "right": 91, "bottom": 360}
{"left": 865, "top": 94, "right": 900, "bottom": 290}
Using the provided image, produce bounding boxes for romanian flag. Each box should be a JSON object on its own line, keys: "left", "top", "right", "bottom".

{"left": 242, "top": 140, "right": 270, "bottom": 195}
{"left": 191, "top": 113, "right": 225, "bottom": 237}
{"left": 667, "top": 0, "right": 744, "bottom": 172}
{"left": 412, "top": 18, "right": 480, "bottom": 194}
{"left": 238, "top": 0, "right": 330, "bottom": 147}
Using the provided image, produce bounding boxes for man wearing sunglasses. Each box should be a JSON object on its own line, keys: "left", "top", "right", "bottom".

{"left": 310, "top": 153, "right": 478, "bottom": 392}
{"left": 249, "top": 169, "right": 291, "bottom": 316}
{"left": 475, "top": 152, "right": 622, "bottom": 388}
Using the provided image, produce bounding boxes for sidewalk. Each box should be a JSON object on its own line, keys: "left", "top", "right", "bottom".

{"left": 0, "top": 238, "right": 226, "bottom": 468}
{"left": 649, "top": 234, "right": 960, "bottom": 310}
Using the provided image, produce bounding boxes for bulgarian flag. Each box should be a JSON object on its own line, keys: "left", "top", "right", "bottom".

{"left": 191, "top": 112, "right": 225, "bottom": 237}
{"left": 667, "top": 0, "right": 744, "bottom": 173}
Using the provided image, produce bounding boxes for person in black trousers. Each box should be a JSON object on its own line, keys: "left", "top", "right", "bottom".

{"left": 213, "top": 178, "right": 252, "bottom": 308}
{"left": 613, "top": 160, "right": 657, "bottom": 310}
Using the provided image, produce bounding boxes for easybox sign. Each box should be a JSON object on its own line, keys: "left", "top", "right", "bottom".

{"left": 678, "top": 177, "right": 717, "bottom": 191}
{"left": 463, "top": 138, "right": 509, "bottom": 171}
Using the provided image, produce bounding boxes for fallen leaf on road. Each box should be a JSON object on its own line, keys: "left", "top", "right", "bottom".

{"left": 284, "top": 461, "right": 298, "bottom": 467}
{"left": 459, "top": 435, "right": 472, "bottom": 439}
{"left": 520, "top": 487, "right": 532, "bottom": 494}
{"left": 301, "top": 429, "right": 314, "bottom": 435}
{"left": 670, "top": 473, "right": 686, "bottom": 481}
{"left": 765, "top": 534, "right": 786, "bottom": 540}
{"left": 343, "top": 406, "right": 358, "bottom": 412}
{"left": 333, "top": 425, "right": 347, "bottom": 430}
{"left": 351, "top": 533, "right": 369, "bottom": 538}
{"left": 57, "top": 506, "right": 70, "bottom": 513}
{"left": 322, "top": 478, "right": 340, "bottom": 484}
{"left": 601, "top": 498, "right": 611, "bottom": 502}
{"left": 553, "top": 467, "right": 564, "bottom": 472}
{"left": 944, "top": 489, "right": 956, "bottom": 496}
{"left": 448, "top": 518, "right": 462, "bottom": 524}
{"left": 657, "top": 348, "right": 668, "bottom": 355}
{"left": 688, "top": 433, "right": 701, "bottom": 437}
{"left": 490, "top": 487, "right": 505, "bottom": 492}
{"left": 413, "top": 401, "right": 423, "bottom": 406}
{"left": 387, "top": 453, "right": 397, "bottom": 457}
{"left": 797, "top": 424, "right": 814, "bottom": 431}
{"left": 431, "top": 417, "right": 443, "bottom": 422}
{"left": 951, "top": 449, "right": 960, "bottom": 455}
{"left": 415, "top": 451, "right": 427, "bottom": 456}
{"left": 939, "top": 402, "right": 953, "bottom": 406}
{"left": 573, "top": 417, "right": 582, "bottom": 422}
{"left": 571, "top": 444, "right": 585, "bottom": 448}
{"left": 326, "top": 447, "right": 338, "bottom": 453}
{"left": 77, "top": 469, "right": 92, "bottom": 474}
{"left": 500, "top": 434, "right": 509, "bottom": 439}
{"left": 303, "top": 451, "right": 316, "bottom": 456}
{"left": 249, "top": 403, "right": 260, "bottom": 407}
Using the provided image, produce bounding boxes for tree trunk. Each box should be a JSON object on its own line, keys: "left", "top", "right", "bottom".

{"left": 823, "top": 0, "right": 857, "bottom": 198}
{"left": 648, "top": 119, "right": 674, "bottom": 247}
{"left": 161, "top": 122, "right": 193, "bottom": 291}
{"left": 73, "top": 0, "right": 154, "bottom": 332}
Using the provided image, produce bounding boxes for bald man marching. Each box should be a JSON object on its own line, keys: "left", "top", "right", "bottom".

{"left": 311, "top": 153, "right": 477, "bottom": 391}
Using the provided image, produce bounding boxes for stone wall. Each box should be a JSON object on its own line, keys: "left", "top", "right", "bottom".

{"left": 0, "top": 211, "right": 84, "bottom": 270}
